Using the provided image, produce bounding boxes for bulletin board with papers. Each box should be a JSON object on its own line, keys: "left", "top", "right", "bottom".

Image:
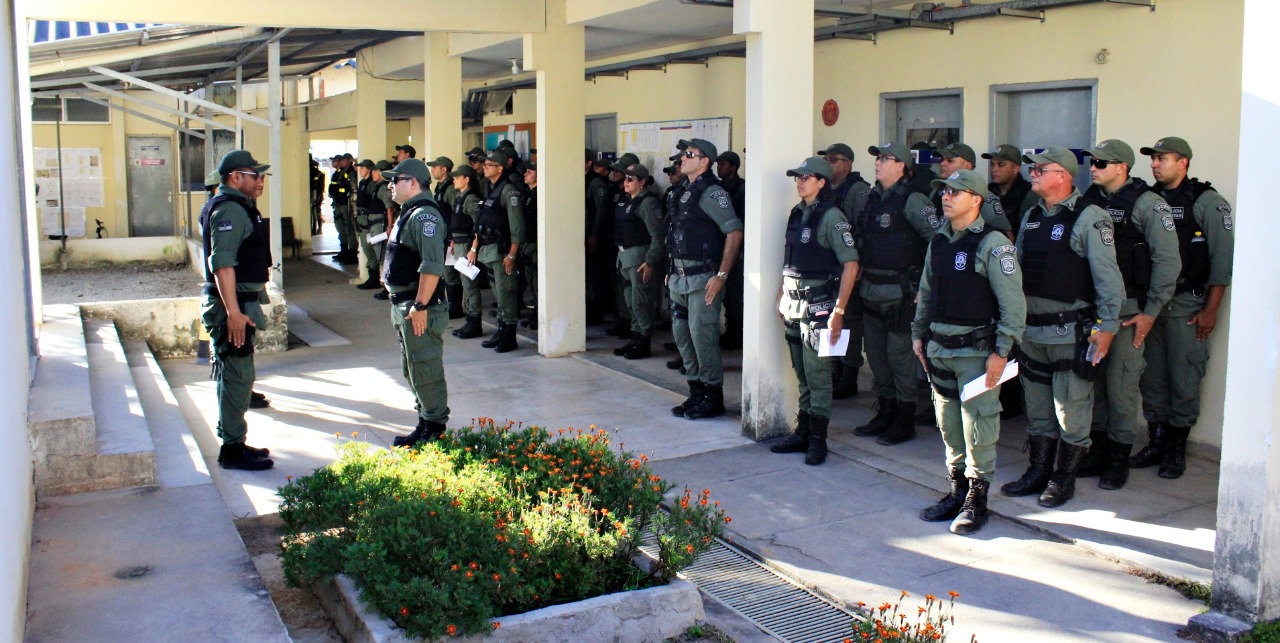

{"left": 617, "top": 117, "right": 731, "bottom": 190}
{"left": 34, "top": 147, "right": 104, "bottom": 238}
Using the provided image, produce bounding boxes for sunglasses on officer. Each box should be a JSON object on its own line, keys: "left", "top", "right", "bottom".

{"left": 939, "top": 186, "right": 979, "bottom": 198}
{"left": 1089, "top": 158, "right": 1119, "bottom": 169}
{"left": 683, "top": 150, "right": 705, "bottom": 159}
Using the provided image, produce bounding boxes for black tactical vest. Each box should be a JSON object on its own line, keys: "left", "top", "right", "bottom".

{"left": 328, "top": 169, "right": 351, "bottom": 202}
{"left": 663, "top": 183, "right": 685, "bottom": 219}
{"left": 1081, "top": 179, "right": 1151, "bottom": 299}
{"left": 1157, "top": 179, "right": 1215, "bottom": 294}
{"left": 783, "top": 200, "right": 841, "bottom": 280}
{"left": 382, "top": 200, "right": 447, "bottom": 304}
{"left": 524, "top": 186, "right": 538, "bottom": 239}
{"left": 615, "top": 193, "right": 656, "bottom": 248}
{"left": 450, "top": 191, "right": 477, "bottom": 246}
{"left": 993, "top": 175, "right": 1034, "bottom": 228}
{"left": 857, "top": 183, "right": 925, "bottom": 272}
{"left": 668, "top": 173, "right": 726, "bottom": 264}
{"left": 1020, "top": 199, "right": 1095, "bottom": 304}
{"left": 432, "top": 181, "right": 455, "bottom": 227}
{"left": 355, "top": 177, "right": 373, "bottom": 209}
{"left": 829, "top": 173, "right": 865, "bottom": 217}
{"left": 475, "top": 178, "right": 514, "bottom": 246}
{"left": 720, "top": 175, "right": 744, "bottom": 220}
{"left": 929, "top": 228, "right": 999, "bottom": 325}
{"left": 201, "top": 193, "right": 269, "bottom": 285}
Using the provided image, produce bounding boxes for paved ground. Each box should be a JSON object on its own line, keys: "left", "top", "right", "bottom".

{"left": 147, "top": 256, "right": 1211, "bottom": 642}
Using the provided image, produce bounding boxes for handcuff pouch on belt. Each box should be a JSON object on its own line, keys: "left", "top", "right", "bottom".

{"left": 928, "top": 324, "right": 996, "bottom": 352}
{"left": 925, "top": 357, "right": 961, "bottom": 400}
{"left": 1021, "top": 308, "right": 1102, "bottom": 383}
{"left": 388, "top": 289, "right": 446, "bottom": 307}
{"left": 670, "top": 301, "right": 689, "bottom": 320}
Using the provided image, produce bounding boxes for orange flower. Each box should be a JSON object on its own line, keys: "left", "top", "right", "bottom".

{"left": 925, "top": 594, "right": 936, "bottom": 602}
{"left": 724, "top": 516, "right": 732, "bottom": 523}
{"left": 450, "top": 564, "right": 459, "bottom": 572}
{"left": 466, "top": 571, "right": 473, "bottom": 578}
{"left": 686, "top": 544, "right": 695, "bottom": 553}
{"left": 400, "top": 607, "right": 409, "bottom": 616}
{"left": 949, "top": 590, "right": 961, "bottom": 598}
{"left": 446, "top": 624, "right": 457, "bottom": 636}
{"left": 493, "top": 622, "right": 501, "bottom": 630}
{"left": 493, "top": 573, "right": 502, "bottom": 582}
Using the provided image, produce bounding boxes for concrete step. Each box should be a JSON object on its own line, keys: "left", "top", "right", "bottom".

{"left": 124, "top": 339, "right": 210, "bottom": 489}
{"left": 27, "top": 305, "right": 96, "bottom": 466}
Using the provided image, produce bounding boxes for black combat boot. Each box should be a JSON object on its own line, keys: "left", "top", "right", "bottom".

{"left": 447, "top": 285, "right": 465, "bottom": 319}
{"left": 356, "top": 275, "right": 381, "bottom": 290}
{"left": 671, "top": 381, "right": 705, "bottom": 417}
{"left": 771, "top": 411, "right": 811, "bottom": 454}
{"left": 1038, "top": 441, "right": 1088, "bottom": 508}
{"left": 853, "top": 398, "right": 897, "bottom": 437}
{"left": 522, "top": 306, "right": 538, "bottom": 330}
{"left": 920, "top": 467, "right": 969, "bottom": 522}
{"left": 623, "top": 336, "right": 652, "bottom": 360}
{"left": 1099, "top": 441, "right": 1133, "bottom": 490}
{"left": 249, "top": 391, "right": 270, "bottom": 409}
{"left": 242, "top": 443, "right": 270, "bottom": 458}
{"left": 494, "top": 323, "right": 518, "bottom": 353}
{"left": 1158, "top": 425, "right": 1190, "bottom": 479}
{"left": 394, "top": 418, "right": 445, "bottom": 448}
{"left": 453, "top": 315, "right": 483, "bottom": 339}
{"left": 830, "top": 359, "right": 844, "bottom": 388}
{"left": 832, "top": 365, "right": 858, "bottom": 400}
{"left": 666, "top": 356, "right": 684, "bottom": 371}
{"left": 613, "top": 336, "right": 640, "bottom": 356}
{"left": 1001, "top": 435, "right": 1058, "bottom": 497}
{"left": 218, "top": 443, "right": 274, "bottom": 471}
{"left": 481, "top": 321, "right": 506, "bottom": 348}
{"left": 805, "top": 415, "right": 829, "bottom": 466}
{"left": 876, "top": 402, "right": 917, "bottom": 446}
{"left": 685, "top": 385, "right": 726, "bottom": 419}
{"left": 1130, "top": 421, "right": 1168, "bottom": 469}
{"left": 950, "top": 478, "right": 990, "bottom": 535}
{"left": 1076, "top": 430, "right": 1111, "bottom": 478}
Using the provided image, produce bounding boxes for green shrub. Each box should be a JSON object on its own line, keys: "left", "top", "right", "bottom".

{"left": 279, "top": 420, "right": 727, "bottom": 639}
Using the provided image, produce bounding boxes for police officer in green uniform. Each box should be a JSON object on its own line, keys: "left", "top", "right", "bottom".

{"left": 612, "top": 163, "right": 667, "bottom": 360}
{"left": 818, "top": 143, "right": 871, "bottom": 400}
{"left": 427, "top": 156, "right": 463, "bottom": 318}
{"left": 668, "top": 138, "right": 744, "bottom": 420}
{"left": 585, "top": 152, "right": 616, "bottom": 325}
{"left": 1004, "top": 146, "right": 1125, "bottom": 508}
{"left": 354, "top": 159, "right": 385, "bottom": 290}
{"left": 520, "top": 163, "right": 540, "bottom": 330}
{"left": 468, "top": 150, "right": 525, "bottom": 353}
{"left": 309, "top": 156, "right": 324, "bottom": 235}
{"left": 370, "top": 161, "right": 397, "bottom": 301}
{"left": 1134, "top": 137, "right": 1234, "bottom": 479}
{"left": 201, "top": 150, "right": 273, "bottom": 471}
{"left": 1074, "top": 139, "right": 1181, "bottom": 490}
{"left": 851, "top": 142, "right": 939, "bottom": 445}
{"left": 983, "top": 144, "right": 1039, "bottom": 231}
{"left": 380, "top": 158, "right": 451, "bottom": 448}
{"left": 913, "top": 170, "right": 1026, "bottom": 535}
{"left": 931, "top": 143, "right": 1014, "bottom": 237}
{"left": 769, "top": 156, "right": 859, "bottom": 466}
{"left": 450, "top": 166, "right": 485, "bottom": 339}
{"left": 330, "top": 154, "right": 359, "bottom": 264}
{"left": 715, "top": 151, "right": 746, "bottom": 350}
{"left": 604, "top": 154, "right": 641, "bottom": 337}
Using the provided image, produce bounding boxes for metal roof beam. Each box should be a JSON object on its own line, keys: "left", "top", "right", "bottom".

{"left": 204, "top": 28, "right": 294, "bottom": 86}
{"left": 30, "top": 62, "right": 233, "bottom": 89}
{"left": 82, "top": 81, "right": 233, "bottom": 131}
{"left": 77, "top": 96, "right": 206, "bottom": 138}
{"left": 88, "top": 65, "right": 271, "bottom": 126}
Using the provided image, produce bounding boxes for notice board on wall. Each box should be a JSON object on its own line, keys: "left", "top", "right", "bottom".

{"left": 617, "top": 117, "right": 731, "bottom": 190}
{"left": 34, "top": 147, "right": 104, "bottom": 237}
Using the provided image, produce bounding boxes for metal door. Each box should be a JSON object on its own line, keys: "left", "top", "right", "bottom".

{"left": 127, "top": 137, "right": 175, "bottom": 236}
{"left": 893, "top": 95, "right": 961, "bottom": 151}
{"left": 586, "top": 115, "right": 617, "bottom": 158}
{"left": 995, "top": 85, "right": 1095, "bottom": 192}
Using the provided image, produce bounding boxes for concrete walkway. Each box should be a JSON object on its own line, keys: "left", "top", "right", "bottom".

{"left": 147, "top": 257, "right": 1207, "bottom": 642}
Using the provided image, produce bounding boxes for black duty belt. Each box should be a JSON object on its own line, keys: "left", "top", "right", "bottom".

{"left": 928, "top": 325, "right": 996, "bottom": 351}
{"left": 388, "top": 290, "right": 445, "bottom": 306}
{"left": 670, "top": 262, "right": 714, "bottom": 278}
{"left": 202, "top": 283, "right": 261, "bottom": 305}
{"left": 786, "top": 284, "right": 834, "bottom": 302}
{"left": 1025, "top": 307, "right": 1095, "bottom": 328}
{"left": 862, "top": 271, "right": 906, "bottom": 285}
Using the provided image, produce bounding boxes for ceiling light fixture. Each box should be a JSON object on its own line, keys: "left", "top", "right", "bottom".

{"left": 510, "top": 58, "right": 521, "bottom": 74}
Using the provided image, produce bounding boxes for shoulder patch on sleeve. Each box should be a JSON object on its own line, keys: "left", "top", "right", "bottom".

{"left": 833, "top": 222, "right": 852, "bottom": 232}
{"left": 1223, "top": 214, "right": 1233, "bottom": 230}
{"left": 1217, "top": 202, "right": 1232, "bottom": 213}
{"left": 1093, "top": 219, "right": 1114, "bottom": 230}
{"left": 1000, "top": 255, "right": 1017, "bottom": 275}
{"left": 509, "top": 195, "right": 520, "bottom": 207}
{"left": 857, "top": 188, "right": 871, "bottom": 198}
{"left": 1161, "top": 213, "right": 1175, "bottom": 231}
{"left": 921, "top": 205, "right": 937, "bottom": 217}
{"left": 215, "top": 221, "right": 234, "bottom": 232}
{"left": 990, "top": 244, "right": 1017, "bottom": 257}
{"left": 1154, "top": 202, "right": 1172, "bottom": 214}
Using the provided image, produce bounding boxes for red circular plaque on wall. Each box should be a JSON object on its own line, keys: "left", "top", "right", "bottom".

{"left": 822, "top": 99, "right": 839, "bottom": 127}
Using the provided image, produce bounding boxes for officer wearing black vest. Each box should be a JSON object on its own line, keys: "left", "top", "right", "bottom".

{"left": 715, "top": 151, "right": 746, "bottom": 350}
{"left": 449, "top": 165, "right": 485, "bottom": 339}
{"left": 928, "top": 143, "right": 1014, "bottom": 238}
{"left": 662, "top": 156, "right": 688, "bottom": 370}
{"left": 603, "top": 154, "right": 641, "bottom": 338}
{"left": 818, "top": 143, "right": 871, "bottom": 400}
{"left": 329, "top": 154, "right": 358, "bottom": 265}
{"left": 1076, "top": 139, "right": 1180, "bottom": 491}
{"left": 309, "top": 156, "right": 324, "bottom": 235}
{"left": 585, "top": 150, "right": 614, "bottom": 325}
{"left": 200, "top": 150, "right": 273, "bottom": 471}
{"left": 380, "top": 158, "right": 451, "bottom": 448}
{"left": 1135, "top": 137, "right": 1234, "bottom": 480}
{"left": 769, "top": 156, "right": 859, "bottom": 466}
{"left": 1004, "top": 146, "right": 1124, "bottom": 509}
{"left": 520, "top": 162, "right": 540, "bottom": 330}
{"left": 354, "top": 159, "right": 384, "bottom": 290}
{"left": 668, "top": 138, "right": 744, "bottom": 420}
{"left": 612, "top": 163, "right": 666, "bottom": 360}
{"left": 850, "top": 142, "right": 939, "bottom": 446}
{"left": 427, "top": 156, "right": 464, "bottom": 319}
{"left": 983, "top": 144, "right": 1038, "bottom": 231}
{"left": 912, "top": 169, "right": 1026, "bottom": 535}
{"left": 467, "top": 150, "right": 525, "bottom": 353}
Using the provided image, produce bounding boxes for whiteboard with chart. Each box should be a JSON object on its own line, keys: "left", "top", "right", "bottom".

{"left": 617, "top": 117, "right": 731, "bottom": 190}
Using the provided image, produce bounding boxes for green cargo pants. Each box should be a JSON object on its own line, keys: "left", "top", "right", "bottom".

{"left": 786, "top": 326, "right": 833, "bottom": 419}
{"left": 357, "top": 212, "right": 386, "bottom": 277}
{"left": 928, "top": 353, "right": 1001, "bottom": 482}
{"left": 1090, "top": 321, "right": 1143, "bottom": 445}
{"left": 390, "top": 299, "right": 450, "bottom": 423}
{"left": 671, "top": 284, "right": 724, "bottom": 387}
{"left": 1020, "top": 341, "right": 1094, "bottom": 448}
{"left": 862, "top": 298, "right": 917, "bottom": 403}
{"left": 201, "top": 292, "right": 266, "bottom": 446}
{"left": 1140, "top": 313, "right": 1208, "bottom": 428}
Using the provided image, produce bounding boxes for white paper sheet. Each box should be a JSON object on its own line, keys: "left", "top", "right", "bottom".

{"left": 454, "top": 256, "right": 480, "bottom": 279}
{"left": 367, "top": 231, "right": 388, "bottom": 244}
{"left": 817, "top": 329, "right": 849, "bottom": 358}
{"left": 960, "top": 360, "right": 1020, "bottom": 402}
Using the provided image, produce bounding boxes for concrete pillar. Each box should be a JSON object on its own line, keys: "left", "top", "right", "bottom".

{"left": 422, "top": 33, "right": 462, "bottom": 160}
{"left": 1188, "top": 0, "right": 1280, "bottom": 638}
{"left": 524, "top": 0, "right": 585, "bottom": 357}
{"left": 267, "top": 40, "right": 284, "bottom": 291}
{"left": 353, "top": 76, "right": 389, "bottom": 283}
{"left": 733, "top": 0, "right": 813, "bottom": 440}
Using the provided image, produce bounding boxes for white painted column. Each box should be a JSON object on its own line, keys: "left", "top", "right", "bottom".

{"left": 1189, "top": 0, "right": 1280, "bottom": 636}
{"left": 422, "top": 33, "right": 462, "bottom": 161}
{"left": 353, "top": 76, "right": 388, "bottom": 283}
{"left": 267, "top": 40, "right": 284, "bottom": 291}
{"left": 525, "top": 0, "right": 585, "bottom": 357}
{"left": 734, "top": 0, "right": 814, "bottom": 439}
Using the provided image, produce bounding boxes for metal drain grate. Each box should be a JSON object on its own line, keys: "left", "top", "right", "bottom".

{"left": 641, "top": 534, "right": 859, "bottom": 643}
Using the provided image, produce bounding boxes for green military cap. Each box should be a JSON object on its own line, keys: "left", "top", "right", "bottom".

{"left": 981, "top": 144, "right": 1023, "bottom": 164}
{"left": 868, "top": 142, "right": 914, "bottom": 169}
{"left": 524, "top": 162, "right": 537, "bottom": 172}
{"left": 217, "top": 149, "right": 269, "bottom": 175}
{"left": 1083, "top": 139, "right": 1135, "bottom": 167}
{"left": 662, "top": 163, "right": 680, "bottom": 174}
{"left": 939, "top": 142, "right": 976, "bottom": 165}
{"left": 676, "top": 139, "right": 690, "bottom": 151}
{"left": 356, "top": 159, "right": 375, "bottom": 169}
{"left": 1140, "top": 136, "right": 1193, "bottom": 159}
{"left": 394, "top": 144, "right": 416, "bottom": 157}
{"left": 449, "top": 165, "right": 478, "bottom": 180}
{"left": 330, "top": 154, "right": 342, "bottom": 162}
{"left": 426, "top": 156, "right": 455, "bottom": 171}
{"left": 467, "top": 146, "right": 486, "bottom": 159}
{"left": 614, "top": 152, "right": 639, "bottom": 167}
{"left": 786, "top": 156, "right": 834, "bottom": 181}
{"left": 342, "top": 152, "right": 354, "bottom": 160}
{"left": 931, "top": 169, "right": 992, "bottom": 198}
{"left": 204, "top": 169, "right": 221, "bottom": 188}
{"left": 497, "top": 139, "right": 515, "bottom": 150}
{"left": 382, "top": 158, "right": 430, "bottom": 183}
{"left": 1022, "top": 146, "right": 1080, "bottom": 177}
{"left": 375, "top": 160, "right": 393, "bottom": 171}
{"left": 485, "top": 149, "right": 509, "bottom": 165}
{"left": 622, "top": 163, "right": 651, "bottom": 181}
{"left": 817, "top": 143, "right": 855, "bottom": 160}
{"left": 716, "top": 151, "right": 741, "bottom": 167}
{"left": 685, "top": 139, "right": 718, "bottom": 162}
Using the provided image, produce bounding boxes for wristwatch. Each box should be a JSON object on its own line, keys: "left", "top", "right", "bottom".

{"left": 832, "top": 307, "right": 845, "bottom": 316}
{"left": 506, "top": 255, "right": 517, "bottom": 260}
{"left": 412, "top": 300, "right": 430, "bottom": 311}
{"left": 715, "top": 271, "right": 729, "bottom": 280}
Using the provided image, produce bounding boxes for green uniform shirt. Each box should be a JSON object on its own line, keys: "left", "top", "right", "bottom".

{"left": 1098, "top": 180, "right": 1182, "bottom": 317}
{"left": 780, "top": 202, "right": 859, "bottom": 321}
{"left": 913, "top": 219, "right": 1026, "bottom": 359}
{"left": 375, "top": 181, "right": 396, "bottom": 218}
{"left": 617, "top": 194, "right": 667, "bottom": 270}
{"left": 833, "top": 175, "right": 872, "bottom": 220}
{"left": 477, "top": 182, "right": 525, "bottom": 264}
{"left": 1015, "top": 190, "right": 1125, "bottom": 343}
{"left": 206, "top": 185, "right": 265, "bottom": 295}
{"left": 1151, "top": 180, "right": 1234, "bottom": 317}
{"left": 857, "top": 179, "right": 937, "bottom": 303}
{"left": 385, "top": 191, "right": 446, "bottom": 295}
{"left": 669, "top": 174, "right": 744, "bottom": 295}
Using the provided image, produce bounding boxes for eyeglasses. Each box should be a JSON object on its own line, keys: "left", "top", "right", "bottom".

{"left": 875, "top": 155, "right": 899, "bottom": 164}
{"left": 624, "top": 176, "right": 642, "bottom": 183}
{"left": 1029, "top": 165, "right": 1068, "bottom": 176}
{"left": 793, "top": 175, "right": 817, "bottom": 183}
{"left": 391, "top": 176, "right": 414, "bottom": 183}
{"left": 939, "top": 187, "right": 977, "bottom": 197}
{"left": 1089, "top": 158, "right": 1116, "bottom": 169}
{"left": 683, "top": 151, "right": 705, "bottom": 159}
{"left": 233, "top": 170, "right": 259, "bottom": 178}
{"left": 483, "top": 162, "right": 502, "bottom": 169}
